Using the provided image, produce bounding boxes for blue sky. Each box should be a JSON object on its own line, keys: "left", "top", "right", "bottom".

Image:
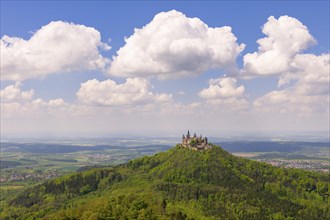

{"left": 1, "top": 1, "right": 329, "bottom": 137}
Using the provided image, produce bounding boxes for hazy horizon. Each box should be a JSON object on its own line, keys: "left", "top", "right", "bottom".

{"left": 1, "top": 130, "right": 329, "bottom": 143}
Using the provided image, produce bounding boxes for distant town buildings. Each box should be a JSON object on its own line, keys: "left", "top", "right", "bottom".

{"left": 180, "top": 130, "right": 212, "bottom": 150}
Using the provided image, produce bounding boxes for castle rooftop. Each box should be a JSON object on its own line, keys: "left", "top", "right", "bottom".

{"left": 179, "top": 130, "right": 212, "bottom": 150}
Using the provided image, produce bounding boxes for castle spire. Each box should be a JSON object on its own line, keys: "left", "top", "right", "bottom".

{"left": 179, "top": 131, "right": 211, "bottom": 150}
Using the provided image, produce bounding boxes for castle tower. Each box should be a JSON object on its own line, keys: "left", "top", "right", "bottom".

{"left": 179, "top": 131, "right": 211, "bottom": 150}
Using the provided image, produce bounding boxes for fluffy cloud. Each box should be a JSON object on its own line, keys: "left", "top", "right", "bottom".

{"left": 108, "top": 10, "right": 245, "bottom": 79}
{"left": 199, "top": 77, "right": 247, "bottom": 110}
{"left": 242, "top": 15, "right": 316, "bottom": 76}
{"left": 1, "top": 21, "right": 110, "bottom": 81}
{"left": 1, "top": 97, "right": 72, "bottom": 118}
{"left": 241, "top": 15, "right": 328, "bottom": 117}
{"left": 254, "top": 54, "right": 329, "bottom": 114}
{"left": 0, "top": 83, "right": 79, "bottom": 119}
{"left": 76, "top": 78, "right": 172, "bottom": 106}
{"left": 199, "top": 77, "right": 245, "bottom": 99}
{"left": 0, "top": 83, "right": 34, "bottom": 102}
{"left": 279, "top": 53, "right": 329, "bottom": 94}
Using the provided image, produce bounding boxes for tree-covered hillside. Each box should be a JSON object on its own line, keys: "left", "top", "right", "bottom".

{"left": 1, "top": 145, "right": 329, "bottom": 219}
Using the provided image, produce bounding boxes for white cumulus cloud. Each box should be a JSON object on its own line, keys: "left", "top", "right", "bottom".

{"left": 242, "top": 15, "right": 316, "bottom": 76}
{"left": 253, "top": 54, "right": 329, "bottom": 115}
{"left": 199, "top": 77, "right": 247, "bottom": 110}
{"left": 108, "top": 10, "right": 245, "bottom": 79}
{"left": 1, "top": 97, "right": 73, "bottom": 118}
{"left": 76, "top": 78, "right": 172, "bottom": 106}
{"left": 1, "top": 21, "right": 110, "bottom": 81}
{"left": 199, "top": 77, "right": 245, "bottom": 99}
{"left": 0, "top": 82, "right": 34, "bottom": 102}
{"left": 279, "top": 53, "right": 329, "bottom": 95}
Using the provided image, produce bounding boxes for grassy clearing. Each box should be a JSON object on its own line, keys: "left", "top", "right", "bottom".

{"left": 0, "top": 185, "right": 25, "bottom": 190}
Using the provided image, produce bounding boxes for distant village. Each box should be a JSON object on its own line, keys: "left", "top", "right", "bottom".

{"left": 0, "top": 170, "right": 61, "bottom": 183}
{"left": 180, "top": 130, "right": 212, "bottom": 150}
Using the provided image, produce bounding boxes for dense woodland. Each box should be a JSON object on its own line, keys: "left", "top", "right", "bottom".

{"left": 1, "top": 145, "right": 329, "bottom": 219}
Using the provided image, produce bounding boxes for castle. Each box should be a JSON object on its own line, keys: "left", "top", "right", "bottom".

{"left": 180, "top": 130, "right": 212, "bottom": 150}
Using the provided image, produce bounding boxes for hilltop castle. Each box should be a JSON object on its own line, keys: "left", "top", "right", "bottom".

{"left": 180, "top": 130, "right": 212, "bottom": 150}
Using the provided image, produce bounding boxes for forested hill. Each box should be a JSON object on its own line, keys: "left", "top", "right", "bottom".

{"left": 1, "top": 145, "right": 329, "bottom": 219}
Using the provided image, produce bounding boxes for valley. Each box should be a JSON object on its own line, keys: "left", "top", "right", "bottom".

{"left": 1, "top": 138, "right": 328, "bottom": 189}
{"left": 0, "top": 143, "right": 329, "bottom": 219}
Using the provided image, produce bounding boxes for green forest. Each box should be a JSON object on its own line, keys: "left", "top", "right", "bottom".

{"left": 1, "top": 144, "right": 329, "bottom": 219}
